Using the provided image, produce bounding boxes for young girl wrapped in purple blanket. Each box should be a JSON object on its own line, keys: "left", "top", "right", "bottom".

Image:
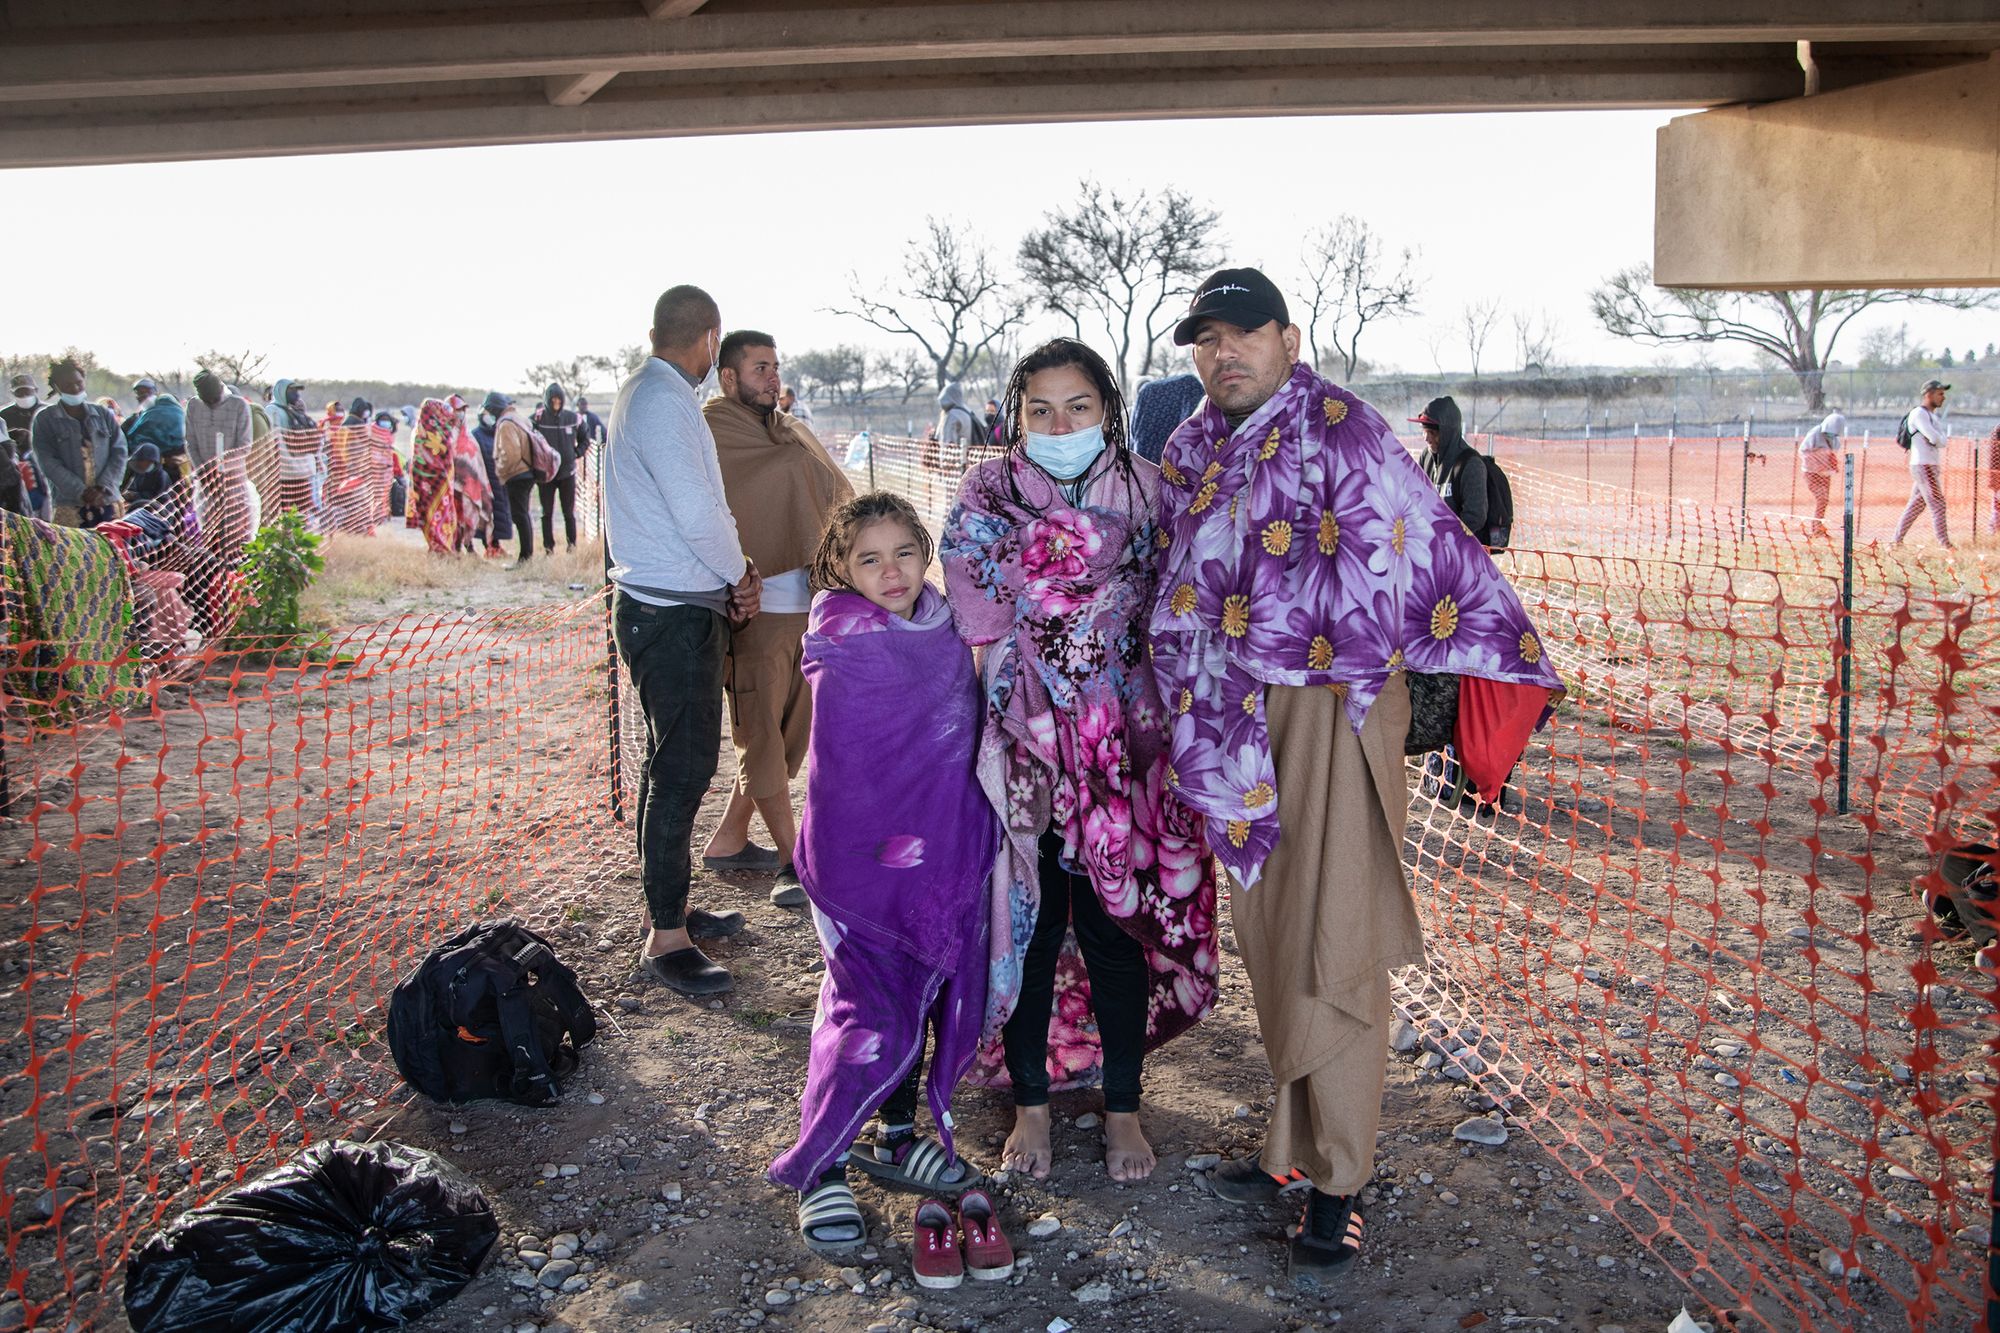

{"left": 769, "top": 491, "right": 999, "bottom": 1257}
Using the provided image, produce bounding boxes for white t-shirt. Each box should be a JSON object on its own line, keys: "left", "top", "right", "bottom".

{"left": 1905, "top": 406, "right": 1946, "bottom": 468}
{"left": 759, "top": 566, "right": 813, "bottom": 615}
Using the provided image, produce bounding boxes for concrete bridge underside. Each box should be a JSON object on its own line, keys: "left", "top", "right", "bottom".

{"left": 2, "top": 0, "right": 1996, "bottom": 286}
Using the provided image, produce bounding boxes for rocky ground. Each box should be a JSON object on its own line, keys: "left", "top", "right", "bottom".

{"left": 12, "top": 531, "right": 1981, "bottom": 1333}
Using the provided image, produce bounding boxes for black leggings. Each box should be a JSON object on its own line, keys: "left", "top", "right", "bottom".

{"left": 538, "top": 473, "right": 577, "bottom": 551}
{"left": 1001, "top": 829, "right": 1148, "bottom": 1113}
{"left": 505, "top": 476, "right": 537, "bottom": 559}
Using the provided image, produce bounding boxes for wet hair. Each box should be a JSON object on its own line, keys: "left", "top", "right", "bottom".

{"left": 996, "top": 337, "right": 1142, "bottom": 514}
{"left": 807, "top": 491, "right": 933, "bottom": 594}
{"left": 718, "top": 330, "right": 775, "bottom": 375}
{"left": 651, "top": 284, "right": 720, "bottom": 350}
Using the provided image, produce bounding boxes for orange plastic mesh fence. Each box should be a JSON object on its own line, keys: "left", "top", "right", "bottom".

{"left": 0, "top": 427, "right": 1993, "bottom": 1329}
{"left": 842, "top": 432, "right": 2000, "bottom": 1330}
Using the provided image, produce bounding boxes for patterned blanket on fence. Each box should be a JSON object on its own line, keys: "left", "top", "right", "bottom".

{"left": 1, "top": 510, "right": 140, "bottom": 719}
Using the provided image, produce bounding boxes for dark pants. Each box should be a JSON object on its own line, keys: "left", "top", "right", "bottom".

{"left": 614, "top": 593, "right": 727, "bottom": 931}
{"left": 482, "top": 453, "right": 511, "bottom": 542}
{"left": 538, "top": 473, "right": 577, "bottom": 552}
{"left": 1002, "top": 829, "right": 1148, "bottom": 1113}
{"left": 881, "top": 1056, "right": 923, "bottom": 1125}
{"left": 505, "top": 476, "right": 537, "bottom": 559}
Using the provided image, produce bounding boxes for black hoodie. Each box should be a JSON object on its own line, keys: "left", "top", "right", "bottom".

{"left": 531, "top": 382, "right": 580, "bottom": 479}
{"left": 1416, "top": 396, "right": 1489, "bottom": 540}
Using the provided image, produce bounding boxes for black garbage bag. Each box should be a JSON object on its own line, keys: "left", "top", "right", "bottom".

{"left": 124, "top": 1139, "right": 498, "bottom": 1333}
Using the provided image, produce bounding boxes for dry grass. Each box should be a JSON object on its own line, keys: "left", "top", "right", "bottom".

{"left": 302, "top": 528, "right": 608, "bottom": 627}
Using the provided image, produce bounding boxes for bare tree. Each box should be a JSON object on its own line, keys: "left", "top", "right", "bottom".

{"left": 1017, "top": 180, "right": 1220, "bottom": 392}
{"left": 1510, "top": 309, "right": 1563, "bottom": 373}
{"left": 878, "top": 348, "right": 932, "bottom": 404}
{"left": 522, "top": 356, "right": 601, "bottom": 397}
{"left": 833, "top": 217, "right": 1027, "bottom": 390}
{"left": 1592, "top": 263, "right": 2000, "bottom": 412}
{"left": 1297, "top": 216, "right": 1422, "bottom": 379}
{"left": 1459, "top": 299, "right": 1502, "bottom": 379}
{"left": 193, "top": 348, "right": 269, "bottom": 389}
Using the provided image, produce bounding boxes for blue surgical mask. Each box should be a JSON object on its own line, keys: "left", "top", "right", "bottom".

{"left": 1023, "top": 423, "right": 1106, "bottom": 480}
{"left": 58, "top": 391, "right": 88, "bottom": 407}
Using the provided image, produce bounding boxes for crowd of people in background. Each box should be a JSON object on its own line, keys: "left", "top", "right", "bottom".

{"left": 0, "top": 364, "right": 623, "bottom": 571}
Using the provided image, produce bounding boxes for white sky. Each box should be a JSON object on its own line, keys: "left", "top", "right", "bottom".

{"left": 4, "top": 109, "right": 1992, "bottom": 390}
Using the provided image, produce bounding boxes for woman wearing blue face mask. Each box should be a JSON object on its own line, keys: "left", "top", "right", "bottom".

{"left": 939, "top": 339, "right": 1219, "bottom": 1188}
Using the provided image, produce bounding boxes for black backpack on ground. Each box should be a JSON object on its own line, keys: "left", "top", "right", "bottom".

{"left": 387, "top": 919, "right": 596, "bottom": 1107}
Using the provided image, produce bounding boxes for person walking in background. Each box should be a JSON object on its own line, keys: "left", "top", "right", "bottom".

{"left": 490, "top": 390, "right": 542, "bottom": 564}
{"left": 604, "top": 284, "right": 762, "bottom": 998}
{"left": 984, "top": 397, "right": 1004, "bottom": 446}
{"left": 701, "top": 331, "right": 854, "bottom": 906}
{"left": 1127, "top": 371, "right": 1204, "bottom": 465}
{"left": 942, "top": 337, "right": 1219, "bottom": 1186}
{"left": 1893, "top": 378, "right": 1952, "bottom": 549}
{"left": 130, "top": 377, "right": 157, "bottom": 414}
{"left": 30, "top": 357, "right": 126, "bottom": 525}
{"left": 530, "top": 383, "right": 583, "bottom": 554}
{"left": 1153, "top": 267, "right": 1560, "bottom": 1287}
{"left": 1413, "top": 396, "right": 1490, "bottom": 545}
{"left": 1796, "top": 410, "right": 1847, "bottom": 536}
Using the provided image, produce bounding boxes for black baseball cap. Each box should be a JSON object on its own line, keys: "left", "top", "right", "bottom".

{"left": 1173, "top": 267, "right": 1290, "bottom": 346}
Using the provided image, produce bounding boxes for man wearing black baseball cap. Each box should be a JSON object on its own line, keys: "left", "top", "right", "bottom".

{"left": 1171, "top": 267, "right": 1300, "bottom": 424}
{"left": 1154, "top": 265, "right": 1563, "bottom": 1289}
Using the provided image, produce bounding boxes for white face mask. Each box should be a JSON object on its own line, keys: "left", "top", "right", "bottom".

{"left": 58, "top": 391, "right": 88, "bottom": 407}
{"left": 11, "top": 391, "right": 35, "bottom": 406}
{"left": 1023, "top": 422, "right": 1107, "bottom": 480}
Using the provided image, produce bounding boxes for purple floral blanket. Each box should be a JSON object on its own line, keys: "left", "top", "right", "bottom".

{"left": 1150, "top": 363, "right": 1562, "bottom": 888}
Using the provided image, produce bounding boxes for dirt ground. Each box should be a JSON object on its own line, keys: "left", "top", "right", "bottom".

{"left": 4, "top": 530, "right": 1989, "bottom": 1333}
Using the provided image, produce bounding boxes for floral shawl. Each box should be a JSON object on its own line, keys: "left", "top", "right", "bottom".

{"left": 1150, "top": 363, "right": 1562, "bottom": 888}
{"left": 943, "top": 453, "right": 1218, "bottom": 1091}
{"left": 409, "top": 399, "right": 461, "bottom": 556}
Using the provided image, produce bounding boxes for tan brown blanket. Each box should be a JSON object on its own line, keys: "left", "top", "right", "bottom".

{"left": 704, "top": 396, "right": 852, "bottom": 576}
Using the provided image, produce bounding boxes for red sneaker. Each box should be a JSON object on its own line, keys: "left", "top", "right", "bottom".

{"left": 956, "top": 1189, "right": 1013, "bottom": 1280}
{"left": 911, "top": 1198, "right": 963, "bottom": 1289}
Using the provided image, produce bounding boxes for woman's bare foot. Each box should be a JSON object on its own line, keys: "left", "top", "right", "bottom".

{"left": 1104, "top": 1111, "right": 1156, "bottom": 1182}
{"left": 1002, "top": 1105, "right": 1053, "bottom": 1180}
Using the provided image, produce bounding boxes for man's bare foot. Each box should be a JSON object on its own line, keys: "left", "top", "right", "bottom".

{"left": 1002, "top": 1105, "right": 1053, "bottom": 1180}
{"left": 1104, "top": 1111, "right": 1156, "bottom": 1182}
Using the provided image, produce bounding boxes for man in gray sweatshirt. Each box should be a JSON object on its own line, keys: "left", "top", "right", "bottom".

{"left": 605, "top": 284, "right": 763, "bottom": 997}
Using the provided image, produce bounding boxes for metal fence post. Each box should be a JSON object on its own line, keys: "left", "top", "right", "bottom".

{"left": 602, "top": 481, "right": 624, "bottom": 823}
{"left": 1666, "top": 426, "right": 1677, "bottom": 505}
{"left": 1739, "top": 419, "right": 1752, "bottom": 538}
{"left": 1960, "top": 436, "right": 1976, "bottom": 540}
{"left": 1838, "top": 452, "right": 1854, "bottom": 816}
{"left": 1583, "top": 420, "right": 1592, "bottom": 496}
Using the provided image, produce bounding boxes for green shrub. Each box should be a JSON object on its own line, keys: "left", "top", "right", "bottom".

{"left": 230, "top": 510, "right": 326, "bottom": 653}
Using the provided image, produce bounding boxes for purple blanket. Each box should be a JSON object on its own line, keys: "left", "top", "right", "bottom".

{"left": 769, "top": 587, "right": 997, "bottom": 1191}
